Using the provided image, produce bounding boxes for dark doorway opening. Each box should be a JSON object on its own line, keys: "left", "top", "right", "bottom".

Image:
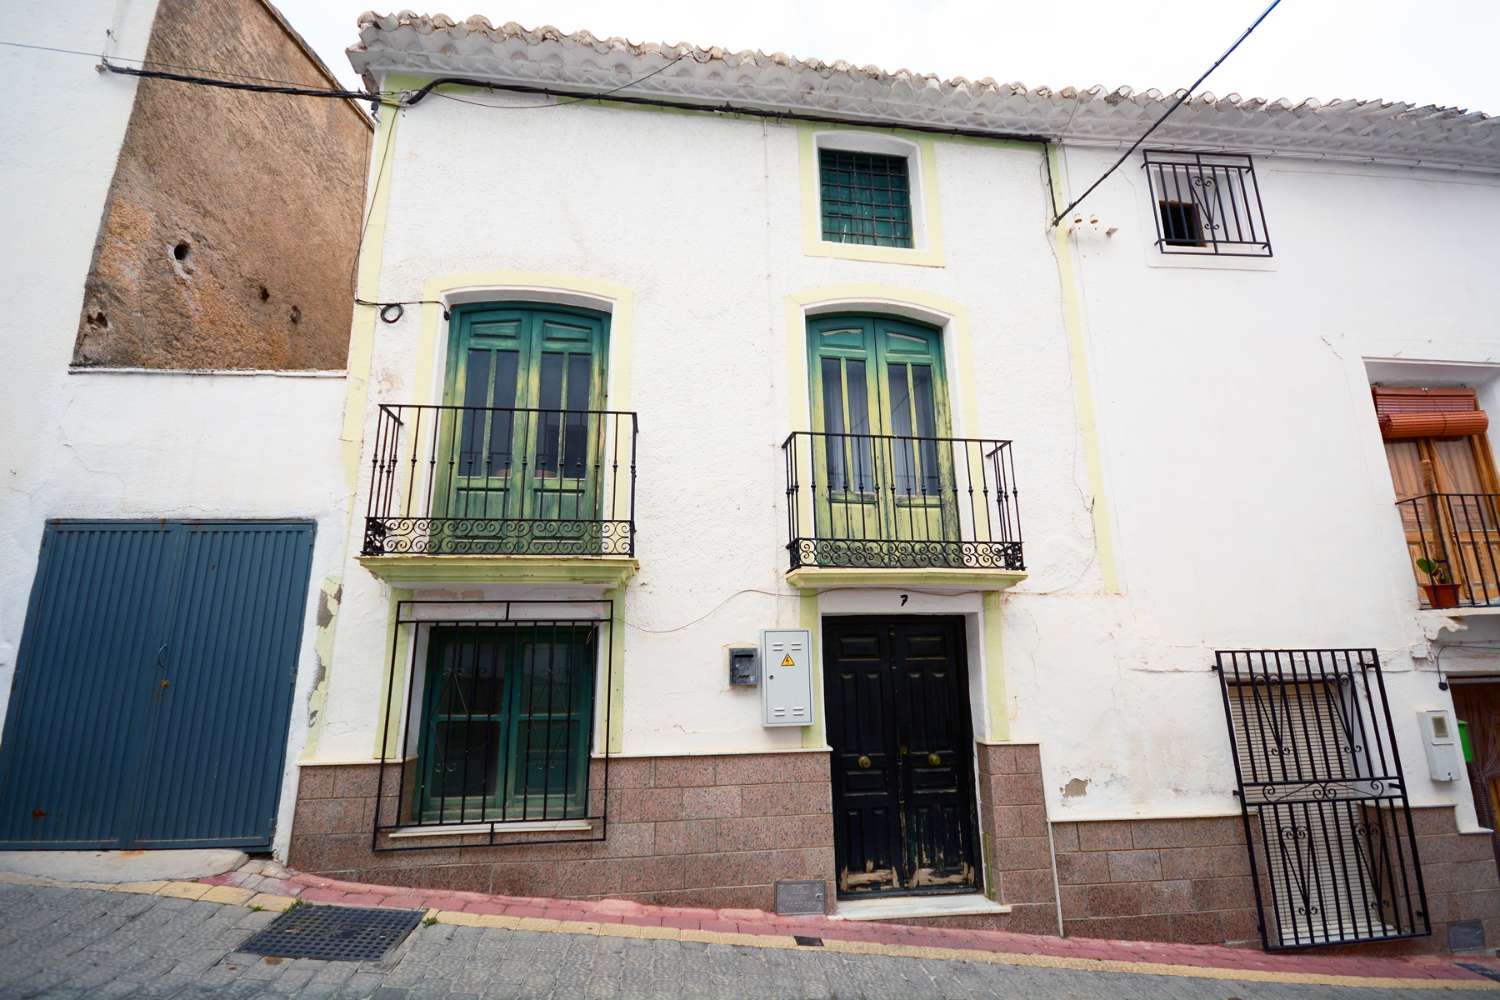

{"left": 822, "top": 615, "right": 980, "bottom": 898}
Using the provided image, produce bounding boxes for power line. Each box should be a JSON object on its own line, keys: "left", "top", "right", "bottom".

{"left": 0, "top": 37, "right": 383, "bottom": 93}
{"left": 1048, "top": 0, "right": 1285, "bottom": 228}
{"left": 350, "top": 108, "right": 401, "bottom": 299}
{"left": 411, "top": 52, "right": 687, "bottom": 109}
{"left": 100, "top": 58, "right": 378, "bottom": 101}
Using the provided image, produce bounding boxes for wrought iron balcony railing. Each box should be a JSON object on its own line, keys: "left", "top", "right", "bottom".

{"left": 363, "top": 404, "right": 637, "bottom": 557}
{"left": 782, "top": 431, "right": 1023, "bottom": 572}
{"left": 1395, "top": 492, "right": 1500, "bottom": 609}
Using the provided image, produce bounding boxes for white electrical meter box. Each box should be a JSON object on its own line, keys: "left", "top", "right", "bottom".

{"left": 1419, "top": 708, "right": 1461, "bottom": 782}
{"left": 761, "top": 629, "right": 813, "bottom": 727}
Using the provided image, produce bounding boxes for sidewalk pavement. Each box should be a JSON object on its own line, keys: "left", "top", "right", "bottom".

{"left": 137, "top": 860, "right": 1500, "bottom": 986}
{"left": 0, "top": 858, "right": 1497, "bottom": 997}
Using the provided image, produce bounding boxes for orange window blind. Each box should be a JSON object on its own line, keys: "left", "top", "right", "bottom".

{"left": 1373, "top": 386, "right": 1489, "bottom": 440}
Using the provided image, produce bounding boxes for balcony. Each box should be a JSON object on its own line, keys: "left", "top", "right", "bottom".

{"left": 782, "top": 430, "right": 1024, "bottom": 588}
{"left": 360, "top": 404, "right": 638, "bottom": 586}
{"left": 1396, "top": 492, "right": 1500, "bottom": 610}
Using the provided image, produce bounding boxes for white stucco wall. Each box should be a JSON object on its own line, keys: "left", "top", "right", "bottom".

{"left": 312, "top": 93, "right": 1089, "bottom": 769}
{"left": 316, "top": 77, "right": 1500, "bottom": 830}
{"left": 0, "top": 0, "right": 350, "bottom": 858}
{"left": 1013, "top": 146, "right": 1500, "bottom": 825}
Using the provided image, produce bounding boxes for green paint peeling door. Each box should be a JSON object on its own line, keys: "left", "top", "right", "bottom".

{"left": 436, "top": 304, "right": 609, "bottom": 553}
{"left": 807, "top": 315, "right": 958, "bottom": 559}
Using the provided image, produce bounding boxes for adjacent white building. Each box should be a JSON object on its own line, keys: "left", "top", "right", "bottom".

{"left": 0, "top": 0, "right": 367, "bottom": 859}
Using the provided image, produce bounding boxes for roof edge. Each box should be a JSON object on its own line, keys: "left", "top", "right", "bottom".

{"left": 345, "top": 12, "right": 1500, "bottom": 173}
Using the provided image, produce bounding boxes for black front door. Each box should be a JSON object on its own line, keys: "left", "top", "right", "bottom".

{"left": 823, "top": 616, "right": 979, "bottom": 897}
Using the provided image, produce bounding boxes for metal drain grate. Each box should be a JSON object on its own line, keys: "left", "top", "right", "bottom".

{"left": 240, "top": 905, "right": 424, "bottom": 962}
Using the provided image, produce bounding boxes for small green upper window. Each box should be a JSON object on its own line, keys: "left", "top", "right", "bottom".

{"left": 819, "top": 149, "right": 914, "bottom": 248}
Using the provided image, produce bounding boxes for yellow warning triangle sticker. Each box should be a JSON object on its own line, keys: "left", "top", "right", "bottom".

{"left": 780, "top": 654, "right": 796, "bottom": 667}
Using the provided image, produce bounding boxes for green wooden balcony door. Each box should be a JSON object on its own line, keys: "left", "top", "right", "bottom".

{"left": 436, "top": 304, "right": 609, "bottom": 553}
{"left": 807, "top": 315, "right": 958, "bottom": 561}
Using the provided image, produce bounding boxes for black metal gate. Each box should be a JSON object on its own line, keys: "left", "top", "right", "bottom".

{"left": 1215, "top": 649, "right": 1430, "bottom": 950}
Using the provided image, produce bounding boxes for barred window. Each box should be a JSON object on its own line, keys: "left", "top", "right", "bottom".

{"left": 1143, "top": 150, "right": 1272, "bottom": 257}
{"left": 415, "top": 624, "right": 595, "bottom": 824}
{"left": 819, "top": 149, "right": 914, "bottom": 248}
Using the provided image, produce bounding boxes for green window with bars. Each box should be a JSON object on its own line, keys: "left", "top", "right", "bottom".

{"left": 818, "top": 149, "right": 915, "bottom": 248}
{"left": 414, "top": 624, "right": 596, "bottom": 824}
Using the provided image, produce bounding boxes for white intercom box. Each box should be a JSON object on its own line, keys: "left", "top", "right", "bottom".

{"left": 761, "top": 628, "right": 813, "bottom": 727}
{"left": 1419, "top": 708, "right": 1461, "bottom": 782}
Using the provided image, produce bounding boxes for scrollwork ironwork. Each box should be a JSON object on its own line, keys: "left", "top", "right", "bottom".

{"left": 364, "top": 517, "right": 634, "bottom": 556}
{"left": 791, "top": 538, "right": 1024, "bottom": 572}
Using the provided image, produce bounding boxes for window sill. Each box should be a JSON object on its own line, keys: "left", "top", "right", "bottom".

{"left": 387, "top": 819, "right": 593, "bottom": 839}
{"left": 804, "top": 240, "right": 945, "bottom": 268}
{"left": 1144, "top": 250, "right": 1276, "bottom": 272}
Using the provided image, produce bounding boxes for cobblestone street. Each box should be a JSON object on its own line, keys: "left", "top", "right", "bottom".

{"left": 0, "top": 882, "right": 1492, "bottom": 1000}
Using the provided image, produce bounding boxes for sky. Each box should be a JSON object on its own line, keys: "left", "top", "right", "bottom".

{"left": 275, "top": 0, "right": 1500, "bottom": 114}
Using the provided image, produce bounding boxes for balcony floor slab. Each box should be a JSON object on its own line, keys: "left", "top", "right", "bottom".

{"left": 357, "top": 554, "right": 638, "bottom": 587}
{"left": 786, "top": 566, "right": 1027, "bottom": 592}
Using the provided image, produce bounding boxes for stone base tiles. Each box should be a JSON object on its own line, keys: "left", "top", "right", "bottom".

{"left": 290, "top": 746, "right": 1500, "bottom": 953}
{"left": 1052, "top": 806, "right": 1500, "bottom": 953}
{"left": 289, "top": 752, "right": 837, "bottom": 912}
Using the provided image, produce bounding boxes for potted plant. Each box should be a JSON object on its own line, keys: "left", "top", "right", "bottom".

{"left": 1416, "top": 557, "right": 1462, "bottom": 609}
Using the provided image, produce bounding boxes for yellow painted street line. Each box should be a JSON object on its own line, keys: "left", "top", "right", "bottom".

{"left": 426, "top": 908, "right": 1499, "bottom": 992}
{"left": 0, "top": 873, "right": 1491, "bottom": 992}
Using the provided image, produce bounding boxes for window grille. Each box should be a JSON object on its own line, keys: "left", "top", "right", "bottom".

{"left": 1144, "top": 150, "right": 1272, "bottom": 257}
{"left": 373, "top": 600, "right": 614, "bottom": 849}
{"left": 819, "top": 149, "right": 915, "bottom": 248}
{"left": 1215, "top": 649, "right": 1429, "bottom": 950}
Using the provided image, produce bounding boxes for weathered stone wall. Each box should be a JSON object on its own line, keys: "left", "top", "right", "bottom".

{"left": 289, "top": 752, "right": 835, "bottom": 911}
{"left": 72, "top": 0, "right": 369, "bottom": 370}
{"left": 1052, "top": 808, "right": 1500, "bottom": 952}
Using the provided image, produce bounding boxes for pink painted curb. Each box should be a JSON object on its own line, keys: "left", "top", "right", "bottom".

{"left": 204, "top": 863, "right": 1500, "bottom": 984}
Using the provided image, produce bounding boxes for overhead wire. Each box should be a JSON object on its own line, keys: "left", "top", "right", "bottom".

{"left": 621, "top": 586, "right": 993, "bottom": 634}
{"left": 417, "top": 52, "right": 687, "bottom": 109}
{"left": 99, "top": 58, "right": 378, "bottom": 101}
{"left": 0, "top": 37, "right": 388, "bottom": 93}
{"left": 1048, "top": 0, "right": 1285, "bottom": 227}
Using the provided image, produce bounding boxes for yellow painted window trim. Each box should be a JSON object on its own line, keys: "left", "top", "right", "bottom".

{"left": 799, "top": 125, "right": 946, "bottom": 268}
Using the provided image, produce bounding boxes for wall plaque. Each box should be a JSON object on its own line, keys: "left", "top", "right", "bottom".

{"left": 774, "top": 879, "right": 827, "bottom": 916}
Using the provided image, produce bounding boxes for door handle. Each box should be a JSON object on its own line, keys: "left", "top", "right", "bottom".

{"left": 857, "top": 755, "right": 872, "bottom": 769}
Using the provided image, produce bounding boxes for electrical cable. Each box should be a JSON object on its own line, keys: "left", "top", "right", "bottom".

{"left": 1048, "top": 0, "right": 1284, "bottom": 227}
{"left": 353, "top": 299, "right": 450, "bottom": 323}
{"left": 348, "top": 108, "right": 400, "bottom": 302}
{"left": 12, "top": 35, "right": 1051, "bottom": 145}
{"left": 100, "top": 57, "right": 379, "bottom": 101}
{"left": 621, "top": 585, "right": 991, "bottom": 634}
{"left": 1432, "top": 641, "right": 1500, "bottom": 690}
{"left": 417, "top": 52, "right": 687, "bottom": 110}
{"left": 0, "top": 37, "right": 390, "bottom": 93}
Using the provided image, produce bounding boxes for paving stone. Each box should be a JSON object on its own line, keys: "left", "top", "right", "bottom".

{"left": 0, "top": 882, "right": 1489, "bottom": 1000}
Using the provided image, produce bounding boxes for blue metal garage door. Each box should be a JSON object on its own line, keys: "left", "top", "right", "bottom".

{"left": 0, "top": 521, "right": 314, "bottom": 849}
